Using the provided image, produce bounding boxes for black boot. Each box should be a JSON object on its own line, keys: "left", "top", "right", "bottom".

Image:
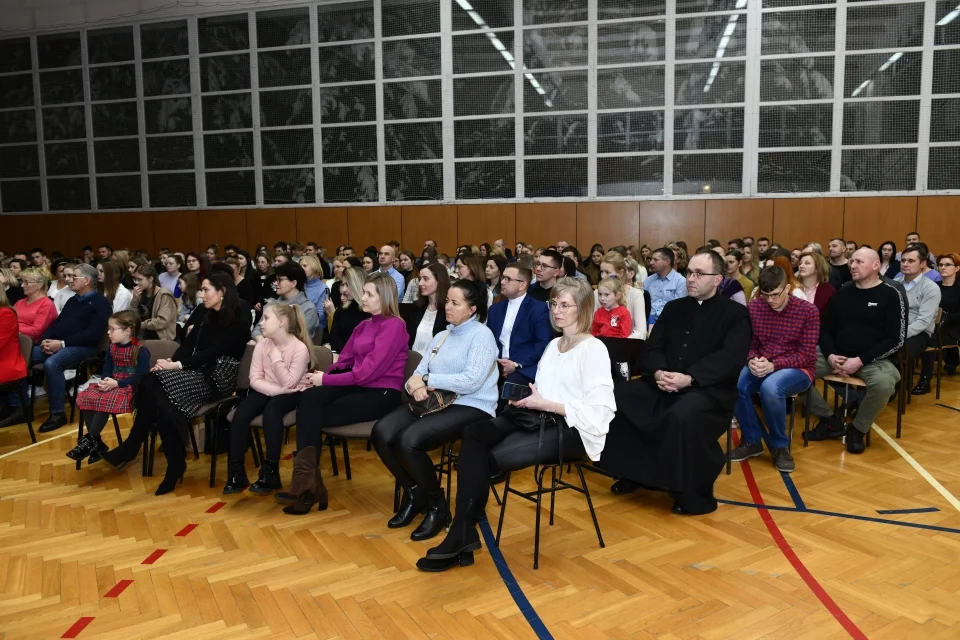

{"left": 223, "top": 460, "right": 250, "bottom": 494}
{"left": 0, "top": 408, "right": 29, "bottom": 428}
{"left": 249, "top": 459, "right": 282, "bottom": 495}
{"left": 155, "top": 456, "right": 186, "bottom": 496}
{"left": 911, "top": 376, "right": 931, "bottom": 396}
{"left": 416, "top": 551, "right": 475, "bottom": 572}
{"left": 66, "top": 433, "right": 106, "bottom": 462}
{"left": 388, "top": 484, "right": 426, "bottom": 528}
{"left": 425, "top": 499, "right": 481, "bottom": 559}
{"left": 411, "top": 492, "right": 449, "bottom": 542}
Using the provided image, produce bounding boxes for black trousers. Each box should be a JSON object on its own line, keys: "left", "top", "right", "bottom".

{"left": 371, "top": 404, "right": 488, "bottom": 498}
{"left": 296, "top": 385, "right": 401, "bottom": 451}
{"left": 112, "top": 375, "right": 186, "bottom": 468}
{"left": 228, "top": 390, "right": 301, "bottom": 462}
{"left": 81, "top": 410, "right": 109, "bottom": 437}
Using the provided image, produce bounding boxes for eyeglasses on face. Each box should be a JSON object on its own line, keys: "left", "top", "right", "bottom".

{"left": 683, "top": 270, "right": 719, "bottom": 280}
{"left": 939, "top": 262, "right": 957, "bottom": 268}
{"left": 759, "top": 288, "right": 787, "bottom": 300}
{"left": 548, "top": 301, "right": 576, "bottom": 311}
{"left": 500, "top": 275, "right": 520, "bottom": 283}
{"left": 535, "top": 261, "right": 557, "bottom": 271}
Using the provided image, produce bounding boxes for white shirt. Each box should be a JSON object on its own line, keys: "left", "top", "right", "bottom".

{"left": 112, "top": 285, "right": 133, "bottom": 312}
{"left": 412, "top": 308, "right": 438, "bottom": 357}
{"left": 49, "top": 283, "right": 76, "bottom": 314}
{"left": 499, "top": 293, "right": 526, "bottom": 359}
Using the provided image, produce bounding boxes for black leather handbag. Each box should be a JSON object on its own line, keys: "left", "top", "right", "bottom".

{"left": 502, "top": 407, "right": 568, "bottom": 467}
{"left": 408, "top": 331, "right": 458, "bottom": 417}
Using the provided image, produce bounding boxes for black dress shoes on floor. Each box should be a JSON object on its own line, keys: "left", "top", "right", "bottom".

{"left": 611, "top": 479, "right": 641, "bottom": 495}
{"left": 38, "top": 413, "right": 67, "bottom": 433}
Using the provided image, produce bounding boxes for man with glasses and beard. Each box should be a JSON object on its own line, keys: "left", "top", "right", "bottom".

{"left": 598, "top": 250, "right": 751, "bottom": 515}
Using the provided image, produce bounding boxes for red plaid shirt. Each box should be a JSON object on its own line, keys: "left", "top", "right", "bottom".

{"left": 747, "top": 295, "right": 820, "bottom": 379}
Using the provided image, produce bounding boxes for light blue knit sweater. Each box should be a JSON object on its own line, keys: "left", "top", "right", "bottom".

{"left": 413, "top": 316, "right": 500, "bottom": 417}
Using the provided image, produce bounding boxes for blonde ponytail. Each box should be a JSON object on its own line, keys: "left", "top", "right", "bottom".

{"left": 264, "top": 302, "right": 317, "bottom": 370}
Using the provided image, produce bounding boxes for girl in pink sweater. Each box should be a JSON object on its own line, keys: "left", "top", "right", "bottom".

{"left": 223, "top": 302, "right": 315, "bottom": 495}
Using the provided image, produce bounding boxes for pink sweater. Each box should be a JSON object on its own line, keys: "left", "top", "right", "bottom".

{"left": 249, "top": 337, "right": 311, "bottom": 396}
{"left": 322, "top": 314, "right": 408, "bottom": 390}
{"left": 14, "top": 296, "right": 57, "bottom": 343}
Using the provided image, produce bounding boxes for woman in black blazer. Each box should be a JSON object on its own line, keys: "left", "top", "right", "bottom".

{"left": 405, "top": 264, "right": 450, "bottom": 357}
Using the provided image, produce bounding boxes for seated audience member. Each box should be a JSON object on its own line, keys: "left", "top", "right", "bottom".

{"left": 790, "top": 248, "right": 802, "bottom": 272}
{"left": 361, "top": 254, "right": 376, "bottom": 273}
{"left": 237, "top": 250, "right": 258, "bottom": 284}
{"left": 918, "top": 253, "right": 959, "bottom": 377}
{"left": 372, "top": 280, "right": 498, "bottom": 542}
{"left": 221, "top": 257, "right": 258, "bottom": 310}
{"left": 66, "top": 311, "right": 151, "bottom": 464}
{"left": 730, "top": 267, "right": 819, "bottom": 472}
{"left": 804, "top": 249, "right": 903, "bottom": 454}
{"left": 255, "top": 253, "right": 275, "bottom": 304}
{"left": 377, "top": 245, "right": 405, "bottom": 297}
{"left": 599, "top": 252, "right": 647, "bottom": 339}
{"left": 252, "top": 262, "right": 319, "bottom": 341}
{"left": 184, "top": 252, "right": 207, "bottom": 283}
{"left": 896, "top": 233, "right": 937, "bottom": 270}
{"left": 406, "top": 264, "right": 450, "bottom": 358}
{"left": 29, "top": 248, "right": 46, "bottom": 272}
{"left": 110, "top": 251, "right": 135, "bottom": 290}
{"left": 328, "top": 255, "right": 349, "bottom": 308}
{"left": 327, "top": 267, "right": 370, "bottom": 353}
{"left": 97, "top": 261, "right": 132, "bottom": 313}
{"left": 485, "top": 255, "right": 508, "bottom": 300}
{"left": 895, "top": 245, "right": 941, "bottom": 395}
{"left": 280, "top": 273, "right": 410, "bottom": 515}
{"left": 131, "top": 264, "right": 178, "bottom": 341}
{"left": 177, "top": 273, "right": 201, "bottom": 325}
{"left": 827, "top": 238, "right": 852, "bottom": 290}
{"left": 739, "top": 245, "right": 760, "bottom": 284}
{"left": 158, "top": 255, "right": 183, "bottom": 298}
{"left": 398, "top": 250, "right": 416, "bottom": 283}
{"left": 583, "top": 244, "right": 604, "bottom": 285}
{"left": 643, "top": 247, "right": 687, "bottom": 329}
{"left": 14, "top": 268, "right": 57, "bottom": 344}
{"left": 797, "top": 251, "right": 836, "bottom": 317}
{"left": 897, "top": 242, "right": 942, "bottom": 284}
{"left": 561, "top": 246, "right": 591, "bottom": 283}
{"left": 845, "top": 240, "right": 858, "bottom": 260}
{"left": 47, "top": 259, "right": 71, "bottom": 299}
{"left": 717, "top": 276, "right": 747, "bottom": 305}
{"left": 224, "top": 303, "right": 314, "bottom": 495}
{"left": 756, "top": 237, "right": 771, "bottom": 255}
{"left": 668, "top": 243, "right": 690, "bottom": 276}
{"left": 879, "top": 241, "right": 900, "bottom": 280}
{"left": 51, "top": 263, "right": 77, "bottom": 313}
{"left": 592, "top": 276, "right": 632, "bottom": 338}
{"left": 529, "top": 250, "right": 564, "bottom": 303}
{"left": 1, "top": 265, "right": 25, "bottom": 304}
{"left": 750, "top": 256, "right": 806, "bottom": 301}
{"left": 401, "top": 255, "right": 423, "bottom": 303}
{"left": 455, "top": 254, "right": 494, "bottom": 308}
{"left": 298, "top": 255, "right": 329, "bottom": 331}
{"left": 1, "top": 264, "right": 111, "bottom": 432}
{"left": 488, "top": 264, "right": 553, "bottom": 386}
{"left": 598, "top": 251, "right": 751, "bottom": 515}
{"left": 0, "top": 287, "right": 26, "bottom": 405}
{"left": 274, "top": 241, "right": 289, "bottom": 257}
{"left": 417, "top": 278, "right": 615, "bottom": 572}
{"left": 625, "top": 256, "right": 648, "bottom": 288}
{"left": 274, "top": 253, "right": 291, "bottom": 269}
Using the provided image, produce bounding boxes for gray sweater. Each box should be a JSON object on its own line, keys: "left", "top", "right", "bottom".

{"left": 252, "top": 290, "right": 320, "bottom": 339}
{"left": 904, "top": 275, "right": 941, "bottom": 338}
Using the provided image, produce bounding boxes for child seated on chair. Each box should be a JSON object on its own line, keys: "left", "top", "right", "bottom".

{"left": 66, "top": 311, "right": 150, "bottom": 464}
{"left": 591, "top": 276, "right": 632, "bottom": 339}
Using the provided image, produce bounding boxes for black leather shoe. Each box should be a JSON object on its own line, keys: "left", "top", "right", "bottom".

{"left": 38, "top": 412, "right": 67, "bottom": 433}
{"left": 66, "top": 434, "right": 106, "bottom": 462}
{"left": 611, "top": 479, "right": 641, "bottom": 495}
{"left": 806, "top": 415, "right": 846, "bottom": 441}
{"left": 416, "top": 552, "right": 475, "bottom": 572}
{"left": 426, "top": 514, "right": 481, "bottom": 559}
{"left": 388, "top": 485, "right": 425, "bottom": 528}
{"left": 671, "top": 502, "right": 690, "bottom": 515}
{"left": 223, "top": 461, "right": 249, "bottom": 494}
{"left": 411, "top": 494, "right": 449, "bottom": 542}
{"left": 910, "top": 376, "right": 931, "bottom": 396}
{"left": 845, "top": 425, "right": 866, "bottom": 455}
{"left": 0, "top": 408, "right": 28, "bottom": 428}
{"left": 249, "top": 459, "right": 282, "bottom": 494}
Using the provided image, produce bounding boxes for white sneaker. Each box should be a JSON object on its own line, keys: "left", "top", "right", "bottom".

{"left": 64, "top": 370, "right": 77, "bottom": 381}
{"left": 32, "top": 386, "right": 47, "bottom": 397}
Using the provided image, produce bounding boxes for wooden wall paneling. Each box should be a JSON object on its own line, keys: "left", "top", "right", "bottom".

{"left": 772, "top": 198, "right": 844, "bottom": 251}
{"left": 296, "top": 207, "right": 349, "bottom": 252}
{"left": 515, "top": 203, "right": 577, "bottom": 250}
{"left": 197, "top": 209, "right": 248, "bottom": 253}
{"left": 401, "top": 205, "right": 458, "bottom": 255}
{"left": 347, "top": 205, "right": 402, "bottom": 253}
{"left": 638, "top": 201, "right": 706, "bottom": 249}
{"left": 457, "top": 204, "right": 516, "bottom": 252}
{"left": 705, "top": 199, "right": 774, "bottom": 246}
{"left": 246, "top": 208, "right": 297, "bottom": 254}
{"left": 842, "top": 196, "right": 917, "bottom": 251}
{"left": 152, "top": 210, "right": 199, "bottom": 255}
{"left": 576, "top": 202, "right": 639, "bottom": 252}
{"left": 916, "top": 196, "right": 960, "bottom": 256}
{"left": 75, "top": 212, "right": 157, "bottom": 257}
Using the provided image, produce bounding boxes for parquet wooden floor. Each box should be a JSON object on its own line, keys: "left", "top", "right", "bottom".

{"left": 2, "top": 375, "right": 960, "bottom": 639}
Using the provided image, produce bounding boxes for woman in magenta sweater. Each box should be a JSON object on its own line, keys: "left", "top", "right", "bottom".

{"left": 277, "top": 272, "right": 409, "bottom": 515}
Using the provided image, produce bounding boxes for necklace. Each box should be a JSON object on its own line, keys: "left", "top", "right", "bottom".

{"left": 558, "top": 334, "right": 586, "bottom": 353}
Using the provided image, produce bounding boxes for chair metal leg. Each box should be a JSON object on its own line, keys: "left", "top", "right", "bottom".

{"left": 14, "top": 386, "right": 36, "bottom": 444}
{"left": 936, "top": 349, "right": 943, "bottom": 400}
{"left": 548, "top": 466, "right": 557, "bottom": 526}
{"left": 788, "top": 396, "right": 797, "bottom": 452}
{"left": 341, "top": 438, "right": 351, "bottom": 480}
{"left": 803, "top": 387, "right": 812, "bottom": 447}
{"left": 209, "top": 416, "right": 219, "bottom": 488}
{"left": 495, "top": 472, "right": 511, "bottom": 545}
{"left": 75, "top": 412, "right": 85, "bottom": 471}
{"left": 490, "top": 483, "right": 501, "bottom": 506}
{"left": 725, "top": 420, "right": 732, "bottom": 475}
{"left": 577, "top": 464, "right": 605, "bottom": 549}
{"left": 328, "top": 437, "right": 339, "bottom": 477}
{"left": 111, "top": 414, "right": 122, "bottom": 444}
{"left": 533, "top": 466, "right": 546, "bottom": 570}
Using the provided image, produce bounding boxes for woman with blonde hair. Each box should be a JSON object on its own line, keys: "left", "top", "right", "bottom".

{"left": 299, "top": 254, "right": 329, "bottom": 330}
{"left": 98, "top": 260, "right": 133, "bottom": 312}
{"left": 14, "top": 268, "right": 57, "bottom": 343}
{"left": 597, "top": 251, "right": 647, "bottom": 339}
{"left": 328, "top": 266, "right": 370, "bottom": 352}
{"left": 797, "top": 251, "right": 835, "bottom": 317}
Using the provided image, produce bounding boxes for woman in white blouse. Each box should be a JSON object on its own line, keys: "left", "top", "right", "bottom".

{"left": 97, "top": 260, "right": 132, "bottom": 313}
{"left": 416, "top": 277, "right": 616, "bottom": 572}
{"left": 404, "top": 264, "right": 450, "bottom": 357}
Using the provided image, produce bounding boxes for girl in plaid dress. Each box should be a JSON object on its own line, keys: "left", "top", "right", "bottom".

{"left": 66, "top": 311, "right": 150, "bottom": 464}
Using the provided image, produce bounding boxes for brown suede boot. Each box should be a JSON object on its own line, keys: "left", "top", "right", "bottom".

{"left": 275, "top": 446, "right": 316, "bottom": 506}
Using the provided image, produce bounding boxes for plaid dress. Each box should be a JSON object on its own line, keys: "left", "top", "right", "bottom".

{"left": 76, "top": 343, "right": 137, "bottom": 414}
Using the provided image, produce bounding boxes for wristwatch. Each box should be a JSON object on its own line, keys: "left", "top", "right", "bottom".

{"left": 515, "top": 362, "right": 522, "bottom": 369}
{"left": 422, "top": 374, "right": 430, "bottom": 385}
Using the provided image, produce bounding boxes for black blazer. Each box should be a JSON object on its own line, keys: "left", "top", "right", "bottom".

{"left": 403, "top": 302, "right": 447, "bottom": 349}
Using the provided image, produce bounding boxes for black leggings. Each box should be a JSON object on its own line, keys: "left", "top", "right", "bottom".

{"left": 295, "top": 385, "right": 401, "bottom": 451}
{"left": 81, "top": 410, "right": 110, "bottom": 437}
{"left": 111, "top": 375, "right": 187, "bottom": 467}
{"left": 228, "top": 390, "right": 300, "bottom": 462}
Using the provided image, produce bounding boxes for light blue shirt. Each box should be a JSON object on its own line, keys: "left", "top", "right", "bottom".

{"left": 643, "top": 269, "right": 688, "bottom": 325}
{"left": 383, "top": 266, "right": 405, "bottom": 298}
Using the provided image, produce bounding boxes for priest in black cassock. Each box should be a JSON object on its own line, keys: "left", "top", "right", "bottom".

{"left": 598, "top": 250, "right": 751, "bottom": 515}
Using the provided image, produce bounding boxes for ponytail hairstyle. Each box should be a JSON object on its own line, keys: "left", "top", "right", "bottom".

{"left": 597, "top": 275, "right": 626, "bottom": 306}
{"left": 109, "top": 309, "right": 142, "bottom": 364}
{"left": 263, "top": 301, "right": 317, "bottom": 370}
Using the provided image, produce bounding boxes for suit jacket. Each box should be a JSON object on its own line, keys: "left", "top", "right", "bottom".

{"left": 404, "top": 302, "right": 447, "bottom": 349}
{"left": 486, "top": 294, "right": 553, "bottom": 383}
{"left": 641, "top": 294, "right": 752, "bottom": 409}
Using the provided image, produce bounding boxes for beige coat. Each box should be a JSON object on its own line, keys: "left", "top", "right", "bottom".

{"left": 131, "top": 286, "right": 178, "bottom": 341}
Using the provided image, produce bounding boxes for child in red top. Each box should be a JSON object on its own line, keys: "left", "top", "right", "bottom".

{"left": 592, "top": 276, "right": 632, "bottom": 338}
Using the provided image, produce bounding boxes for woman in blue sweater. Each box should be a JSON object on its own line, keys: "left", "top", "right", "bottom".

{"left": 372, "top": 279, "right": 499, "bottom": 542}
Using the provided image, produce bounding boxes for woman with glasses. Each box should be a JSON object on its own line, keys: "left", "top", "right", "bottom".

{"left": 416, "top": 278, "right": 615, "bottom": 572}
{"left": 13, "top": 268, "right": 57, "bottom": 344}
{"left": 917, "top": 253, "right": 960, "bottom": 382}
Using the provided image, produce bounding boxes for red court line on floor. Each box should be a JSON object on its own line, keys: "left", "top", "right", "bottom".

{"left": 61, "top": 616, "right": 95, "bottom": 638}
{"left": 206, "top": 501, "right": 227, "bottom": 513}
{"left": 283, "top": 452, "right": 293, "bottom": 460}
{"left": 142, "top": 549, "right": 166, "bottom": 564}
{"left": 104, "top": 579, "right": 133, "bottom": 598}
{"left": 175, "top": 523, "right": 197, "bottom": 537}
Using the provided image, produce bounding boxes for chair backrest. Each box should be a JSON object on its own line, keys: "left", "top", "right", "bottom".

{"left": 597, "top": 336, "right": 646, "bottom": 378}
{"left": 400, "top": 350, "right": 423, "bottom": 402}
{"left": 140, "top": 339, "right": 179, "bottom": 367}
{"left": 234, "top": 342, "right": 256, "bottom": 391}
{"left": 18, "top": 334, "right": 32, "bottom": 379}
{"left": 314, "top": 345, "right": 334, "bottom": 372}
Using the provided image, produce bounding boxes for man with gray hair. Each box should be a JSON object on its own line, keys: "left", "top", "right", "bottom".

{"left": 1, "top": 263, "right": 112, "bottom": 432}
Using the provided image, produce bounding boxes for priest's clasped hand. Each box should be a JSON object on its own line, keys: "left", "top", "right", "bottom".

{"left": 655, "top": 370, "right": 692, "bottom": 393}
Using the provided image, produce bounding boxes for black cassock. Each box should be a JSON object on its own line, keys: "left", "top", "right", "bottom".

{"left": 597, "top": 294, "right": 751, "bottom": 514}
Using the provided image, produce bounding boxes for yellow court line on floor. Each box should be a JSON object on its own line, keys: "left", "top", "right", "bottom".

{"left": 0, "top": 430, "right": 73, "bottom": 460}
{"left": 872, "top": 423, "right": 960, "bottom": 514}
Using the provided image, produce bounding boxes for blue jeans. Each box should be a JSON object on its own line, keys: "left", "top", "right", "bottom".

{"left": 734, "top": 366, "right": 812, "bottom": 450}
{"left": 8, "top": 345, "right": 97, "bottom": 414}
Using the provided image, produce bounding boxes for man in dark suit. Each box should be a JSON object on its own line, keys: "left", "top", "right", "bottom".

{"left": 598, "top": 250, "right": 751, "bottom": 515}
{"left": 486, "top": 264, "right": 554, "bottom": 387}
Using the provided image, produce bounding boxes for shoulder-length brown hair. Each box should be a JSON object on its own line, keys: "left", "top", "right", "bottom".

{"left": 415, "top": 263, "right": 450, "bottom": 310}
{"left": 549, "top": 278, "right": 594, "bottom": 335}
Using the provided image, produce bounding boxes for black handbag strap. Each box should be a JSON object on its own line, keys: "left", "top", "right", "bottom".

{"left": 533, "top": 412, "right": 565, "bottom": 485}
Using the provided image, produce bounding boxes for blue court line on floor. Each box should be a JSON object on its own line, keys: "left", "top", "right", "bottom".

{"left": 750, "top": 431, "right": 808, "bottom": 511}
{"left": 936, "top": 403, "right": 960, "bottom": 413}
{"left": 876, "top": 507, "right": 941, "bottom": 514}
{"left": 478, "top": 518, "right": 553, "bottom": 640}
{"left": 718, "top": 499, "right": 960, "bottom": 535}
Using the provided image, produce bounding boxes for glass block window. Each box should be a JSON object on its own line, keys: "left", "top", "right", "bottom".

{"left": 0, "top": 37, "right": 42, "bottom": 211}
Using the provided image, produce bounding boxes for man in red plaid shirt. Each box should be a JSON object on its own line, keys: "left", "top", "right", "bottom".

{"left": 729, "top": 266, "right": 819, "bottom": 472}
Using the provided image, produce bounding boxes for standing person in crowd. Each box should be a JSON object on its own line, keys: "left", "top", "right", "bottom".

{"left": 487, "top": 264, "right": 553, "bottom": 387}
{"left": 223, "top": 303, "right": 315, "bottom": 495}
{"left": 897, "top": 245, "right": 942, "bottom": 395}
{"left": 405, "top": 264, "right": 450, "bottom": 358}
{"left": 131, "top": 264, "right": 177, "bottom": 341}
{"left": 13, "top": 269, "right": 57, "bottom": 345}
{"left": 0, "top": 286, "right": 26, "bottom": 418}
{"left": 66, "top": 311, "right": 151, "bottom": 464}
{"left": 1, "top": 264, "right": 111, "bottom": 432}
{"left": 643, "top": 247, "right": 686, "bottom": 331}
{"left": 599, "top": 251, "right": 751, "bottom": 515}
{"left": 101, "top": 273, "right": 250, "bottom": 495}
{"left": 280, "top": 273, "right": 409, "bottom": 515}
{"left": 327, "top": 267, "right": 370, "bottom": 353}
{"left": 804, "top": 249, "right": 903, "bottom": 454}
{"left": 97, "top": 261, "right": 132, "bottom": 313}
{"left": 529, "top": 249, "right": 564, "bottom": 303}
{"left": 50, "top": 262, "right": 77, "bottom": 313}
{"left": 378, "top": 245, "right": 405, "bottom": 298}
{"left": 879, "top": 241, "right": 900, "bottom": 279}
{"left": 797, "top": 251, "right": 836, "bottom": 317}
{"left": 252, "top": 262, "right": 319, "bottom": 341}
{"left": 592, "top": 276, "right": 632, "bottom": 338}
{"left": 418, "top": 278, "right": 615, "bottom": 572}
{"left": 373, "top": 279, "right": 499, "bottom": 542}
{"left": 598, "top": 252, "right": 647, "bottom": 339}
{"left": 827, "top": 238, "right": 852, "bottom": 290}
{"left": 1, "top": 266, "right": 25, "bottom": 305}
{"left": 485, "top": 255, "right": 507, "bottom": 300}
{"left": 730, "top": 267, "right": 819, "bottom": 473}
{"left": 299, "top": 255, "right": 329, "bottom": 333}
{"left": 177, "top": 273, "right": 201, "bottom": 326}
{"left": 158, "top": 255, "right": 183, "bottom": 298}
{"left": 921, "top": 253, "right": 959, "bottom": 376}
{"left": 223, "top": 257, "right": 259, "bottom": 310}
